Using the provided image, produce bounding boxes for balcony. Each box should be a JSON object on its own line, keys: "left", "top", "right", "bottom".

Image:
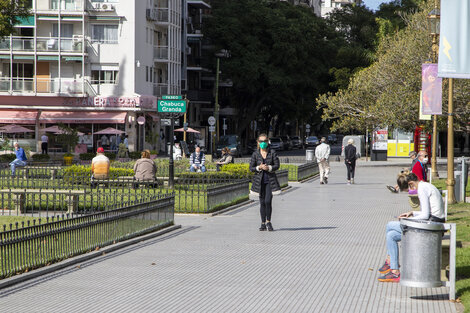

{"left": 0, "top": 36, "right": 87, "bottom": 54}
{"left": 153, "top": 83, "right": 169, "bottom": 97}
{"left": 187, "top": 90, "right": 213, "bottom": 102}
{"left": 36, "top": 0, "right": 85, "bottom": 12}
{"left": 154, "top": 46, "right": 168, "bottom": 62}
{"left": 154, "top": 9, "right": 169, "bottom": 24}
{"left": 187, "top": 0, "right": 211, "bottom": 9}
{"left": 0, "top": 77, "right": 93, "bottom": 96}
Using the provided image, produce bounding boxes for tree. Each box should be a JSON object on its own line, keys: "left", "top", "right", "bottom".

{"left": 318, "top": 1, "right": 470, "bottom": 133}
{"left": 0, "top": 0, "right": 31, "bottom": 37}
{"left": 204, "top": 0, "right": 341, "bottom": 136}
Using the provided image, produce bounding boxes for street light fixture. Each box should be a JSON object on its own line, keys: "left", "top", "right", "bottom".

{"left": 427, "top": 4, "right": 440, "bottom": 181}
{"left": 213, "top": 49, "right": 230, "bottom": 156}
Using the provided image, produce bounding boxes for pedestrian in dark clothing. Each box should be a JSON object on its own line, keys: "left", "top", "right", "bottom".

{"left": 250, "top": 133, "right": 281, "bottom": 231}
{"left": 344, "top": 138, "right": 357, "bottom": 184}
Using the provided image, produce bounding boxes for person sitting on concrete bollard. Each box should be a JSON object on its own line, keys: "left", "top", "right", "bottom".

{"left": 377, "top": 172, "right": 445, "bottom": 283}
{"left": 315, "top": 137, "right": 330, "bottom": 185}
{"left": 91, "top": 147, "right": 110, "bottom": 188}
{"left": 10, "top": 142, "right": 27, "bottom": 177}
{"left": 386, "top": 151, "right": 418, "bottom": 193}
{"left": 189, "top": 146, "right": 206, "bottom": 172}
{"left": 412, "top": 150, "right": 428, "bottom": 182}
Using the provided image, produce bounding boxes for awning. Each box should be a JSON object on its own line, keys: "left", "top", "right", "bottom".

{"left": 39, "top": 111, "right": 127, "bottom": 124}
{"left": 148, "top": 113, "right": 159, "bottom": 122}
{"left": 0, "top": 110, "right": 38, "bottom": 124}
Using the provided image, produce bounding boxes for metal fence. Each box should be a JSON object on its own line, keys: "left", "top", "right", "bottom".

{"left": 0, "top": 193, "right": 174, "bottom": 278}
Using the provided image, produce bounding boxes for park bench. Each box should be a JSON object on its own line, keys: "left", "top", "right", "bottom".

{"left": 0, "top": 189, "right": 85, "bottom": 214}
{"left": 23, "top": 165, "right": 62, "bottom": 180}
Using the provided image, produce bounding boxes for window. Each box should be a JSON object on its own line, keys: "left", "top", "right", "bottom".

{"left": 92, "top": 25, "right": 118, "bottom": 44}
{"left": 146, "top": 66, "right": 149, "bottom": 82}
{"left": 91, "top": 70, "right": 118, "bottom": 84}
{"left": 52, "top": 24, "right": 74, "bottom": 37}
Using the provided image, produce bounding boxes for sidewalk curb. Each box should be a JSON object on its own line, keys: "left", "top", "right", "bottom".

{"left": 0, "top": 224, "right": 182, "bottom": 290}
{"left": 210, "top": 200, "right": 254, "bottom": 216}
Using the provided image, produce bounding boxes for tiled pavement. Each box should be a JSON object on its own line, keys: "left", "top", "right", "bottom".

{"left": 0, "top": 164, "right": 459, "bottom": 313}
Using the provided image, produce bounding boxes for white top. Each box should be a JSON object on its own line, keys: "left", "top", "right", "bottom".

{"left": 101, "top": 135, "right": 109, "bottom": 145}
{"left": 315, "top": 143, "right": 330, "bottom": 162}
{"left": 411, "top": 182, "right": 445, "bottom": 220}
{"left": 41, "top": 135, "right": 48, "bottom": 143}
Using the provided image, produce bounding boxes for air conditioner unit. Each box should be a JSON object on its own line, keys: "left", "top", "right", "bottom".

{"left": 72, "top": 35, "right": 83, "bottom": 43}
{"left": 101, "top": 3, "right": 115, "bottom": 11}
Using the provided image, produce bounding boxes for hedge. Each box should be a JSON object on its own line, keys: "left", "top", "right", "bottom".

{"left": 0, "top": 154, "right": 16, "bottom": 163}
{"left": 31, "top": 154, "right": 50, "bottom": 162}
{"left": 62, "top": 165, "right": 134, "bottom": 178}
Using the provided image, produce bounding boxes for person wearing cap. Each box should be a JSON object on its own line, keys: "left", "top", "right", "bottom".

{"left": 315, "top": 137, "right": 330, "bottom": 184}
{"left": 91, "top": 147, "right": 110, "bottom": 187}
{"left": 344, "top": 138, "right": 357, "bottom": 184}
{"left": 10, "top": 142, "right": 27, "bottom": 177}
{"left": 189, "top": 146, "right": 206, "bottom": 172}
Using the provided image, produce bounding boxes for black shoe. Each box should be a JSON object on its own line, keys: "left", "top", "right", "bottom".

{"left": 324, "top": 177, "right": 328, "bottom": 184}
{"left": 386, "top": 185, "right": 398, "bottom": 193}
{"left": 266, "top": 222, "right": 274, "bottom": 231}
{"left": 259, "top": 223, "right": 267, "bottom": 231}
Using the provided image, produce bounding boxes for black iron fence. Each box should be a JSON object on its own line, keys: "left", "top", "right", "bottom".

{"left": 0, "top": 193, "right": 174, "bottom": 278}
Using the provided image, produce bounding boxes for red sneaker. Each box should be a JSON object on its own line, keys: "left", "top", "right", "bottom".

{"left": 378, "top": 261, "right": 390, "bottom": 274}
{"left": 378, "top": 271, "right": 400, "bottom": 282}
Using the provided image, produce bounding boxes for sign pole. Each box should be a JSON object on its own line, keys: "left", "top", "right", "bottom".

{"left": 169, "top": 116, "right": 175, "bottom": 189}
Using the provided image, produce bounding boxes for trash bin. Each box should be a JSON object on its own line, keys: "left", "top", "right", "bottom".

{"left": 400, "top": 219, "right": 446, "bottom": 288}
{"left": 306, "top": 149, "right": 314, "bottom": 162}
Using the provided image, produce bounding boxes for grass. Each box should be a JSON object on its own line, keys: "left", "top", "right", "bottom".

{"left": 446, "top": 202, "right": 470, "bottom": 311}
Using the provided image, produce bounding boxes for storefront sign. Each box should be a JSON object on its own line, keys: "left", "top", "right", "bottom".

{"left": 62, "top": 96, "right": 157, "bottom": 109}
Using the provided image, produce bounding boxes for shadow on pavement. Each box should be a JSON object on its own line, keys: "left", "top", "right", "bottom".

{"left": 410, "top": 294, "right": 450, "bottom": 301}
{"left": 276, "top": 226, "right": 337, "bottom": 231}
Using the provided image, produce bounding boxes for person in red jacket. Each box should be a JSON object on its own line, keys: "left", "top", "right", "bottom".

{"left": 412, "top": 150, "right": 428, "bottom": 181}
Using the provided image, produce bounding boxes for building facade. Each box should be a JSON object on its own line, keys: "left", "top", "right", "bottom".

{"left": 320, "top": 0, "right": 362, "bottom": 17}
{"left": 0, "top": 0, "right": 181, "bottom": 153}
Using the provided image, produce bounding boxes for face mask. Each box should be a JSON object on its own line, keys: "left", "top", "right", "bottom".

{"left": 259, "top": 142, "right": 268, "bottom": 149}
{"left": 423, "top": 158, "right": 428, "bottom": 163}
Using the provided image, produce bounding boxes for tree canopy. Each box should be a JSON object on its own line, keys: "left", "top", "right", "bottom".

{"left": 0, "top": 0, "right": 30, "bottom": 37}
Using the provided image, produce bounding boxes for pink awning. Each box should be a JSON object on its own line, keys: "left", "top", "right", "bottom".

{"left": 39, "top": 111, "right": 127, "bottom": 124}
{"left": 0, "top": 110, "right": 38, "bottom": 124}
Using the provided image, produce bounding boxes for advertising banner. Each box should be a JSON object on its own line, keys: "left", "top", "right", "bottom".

{"left": 422, "top": 64, "right": 442, "bottom": 115}
{"left": 419, "top": 91, "right": 432, "bottom": 121}
{"left": 372, "top": 128, "right": 388, "bottom": 151}
{"left": 438, "top": 0, "right": 470, "bottom": 78}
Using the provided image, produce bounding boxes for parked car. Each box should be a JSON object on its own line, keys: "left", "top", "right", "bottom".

{"left": 280, "top": 136, "right": 292, "bottom": 150}
{"left": 216, "top": 135, "right": 242, "bottom": 157}
{"left": 247, "top": 139, "right": 258, "bottom": 154}
{"left": 328, "top": 134, "right": 338, "bottom": 144}
{"left": 269, "top": 137, "right": 284, "bottom": 151}
{"left": 290, "top": 136, "right": 303, "bottom": 149}
{"left": 305, "top": 136, "right": 320, "bottom": 148}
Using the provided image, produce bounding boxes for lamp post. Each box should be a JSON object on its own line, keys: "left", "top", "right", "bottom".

{"left": 427, "top": 3, "right": 440, "bottom": 180}
{"left": 214, "top": 49, "right": 229, "bottom": 148}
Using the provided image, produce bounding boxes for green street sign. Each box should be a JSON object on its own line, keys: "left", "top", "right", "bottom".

{"left": 162, "top": 95, "right": 183, "bottom": 100}
{"left": 158, "top": 99, "right": 186, "bottom": 113}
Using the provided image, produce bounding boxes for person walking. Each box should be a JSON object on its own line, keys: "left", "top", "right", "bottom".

{"left": 9, "top": 142, "right": 27, "bottom": 177}
{"left": 378, "top": 172, "right": 445, "bottom": 282}
{"left": 344, "top": 138, "right": 357, "bottom": 184}
{"left": 250, "top": 133, "right": 281, "bottom": 231}
{"left": 315, "top": 137, "right": 330, "bottom": 184}
{"left": 41, "top": 134, "right": 48, "bottom": 155}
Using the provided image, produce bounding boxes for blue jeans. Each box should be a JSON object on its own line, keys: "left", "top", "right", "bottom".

{"left": 386, "top": 221, "right": 402, "bottom": 270}
{"left": 190, "top": 164, "right": 206, "bottom": 172}
{"left": 10, "top": 159, "right": 27, "bottom": 176}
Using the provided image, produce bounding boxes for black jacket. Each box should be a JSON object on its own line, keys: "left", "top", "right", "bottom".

{"left": 344, "top": 144, "right": 357, "bottom": 164}
{"left": 249, "top": 149, "right": 281, "bottom": 194}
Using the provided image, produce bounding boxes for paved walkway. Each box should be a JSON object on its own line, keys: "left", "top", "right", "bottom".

{"left": 0, "top": 164, "right": 459, "bottom": 312}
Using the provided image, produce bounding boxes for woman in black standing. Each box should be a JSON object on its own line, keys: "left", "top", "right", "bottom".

{"left": 250, "top": 133, "right": 281, "bottom": 231}
{"left": 344, "top": 138, "right": 357, "bottom": 184}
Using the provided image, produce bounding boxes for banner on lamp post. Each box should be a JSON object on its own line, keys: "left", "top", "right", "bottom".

{"left": 438, "top": 1, "right": 470, "bottom": 78}
{"left": 422, "top": 64, "right": 442, "bottom": 115}
{"left": 419, "top": 91, "right": 432, "bottom": 121}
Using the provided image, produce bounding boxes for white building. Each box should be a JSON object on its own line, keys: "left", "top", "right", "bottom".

{"left": 0, "top": 0, "right": 182, "bottom": 153}
{"left": 321, "top": 0, "right": 362, "bottom": 17}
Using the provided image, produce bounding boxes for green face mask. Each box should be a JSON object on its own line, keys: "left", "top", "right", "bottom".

{"left": 259, "top": 142, "right": 268, "bottom": 149}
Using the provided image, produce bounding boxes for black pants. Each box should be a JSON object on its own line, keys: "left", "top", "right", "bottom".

{"left": 259, "top": 182, "right": 273, "bottom": 223}
{"left": 41, "top": 142, "right": 48, "bottom": 154}
{"left": 346, "top": 162, "right": 355, "bottom": 180}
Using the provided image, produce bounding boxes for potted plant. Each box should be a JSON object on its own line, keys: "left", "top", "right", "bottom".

{"left": 56, "top": 124, "right": 79, "bottom": 166}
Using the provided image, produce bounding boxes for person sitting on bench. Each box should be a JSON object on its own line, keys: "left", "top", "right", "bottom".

{"left": 189, "top": 146, "right": 206, "bottom": 172}
{"left": 10, "top": 142, "right": 27, "bottom": 177}
{"left": 216, "top": 147, "right": 233, "bottom": 171}
{"left": 91, "top": 147, "right": 110, "bottom": 187}
{"left": 133, "top": 149, "right": 157, "bottom": 188}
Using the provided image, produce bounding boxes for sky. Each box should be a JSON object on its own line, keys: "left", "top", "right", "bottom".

{"left": 362, "top": 0, "right": 391, "bottom": 11}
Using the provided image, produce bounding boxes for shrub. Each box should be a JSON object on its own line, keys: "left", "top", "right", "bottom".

{"left": 63, "top": 165, "right": 134, "bottom": 179}
{"left": 0, "top": 154, "right": 16, "bottom": 163}
{"left": 220, "top": 163, "right": 253, "bottom": 178}
{"left": 129, "top": 151, "right": 141, "bottom": 159}
{"left": 104, "top": 152, "right": 116, "bottom": 160}
{"left": 79, "top": 153, "right": 95, "bottom": 161}
{"left": 31, "top": 154, "right": 50, "bottom": 162}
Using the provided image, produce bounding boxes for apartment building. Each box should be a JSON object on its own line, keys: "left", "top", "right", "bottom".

{"left": 321, "top": 0, "right": 362, "bottom": 17}
{"left": 0, "top": 0, "right": 181, "bottom": 153}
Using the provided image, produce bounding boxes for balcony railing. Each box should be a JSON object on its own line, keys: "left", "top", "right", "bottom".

{"left": 153, "top": 83, "right": 169, "bottom": 97}
{"left": 154, "top": 46, "right": 168, "bottom": 60}
{"left": 155, "top": 9, "right": 169, "bottom": 23}
{"left": 0, "top": 36, "right": 86, "bottom": 53}
{"left": 36, "top": 0, "right": 85, "bottom": 11}
{"left": 0, "top": 78, "right": 93, "bottom": 95}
